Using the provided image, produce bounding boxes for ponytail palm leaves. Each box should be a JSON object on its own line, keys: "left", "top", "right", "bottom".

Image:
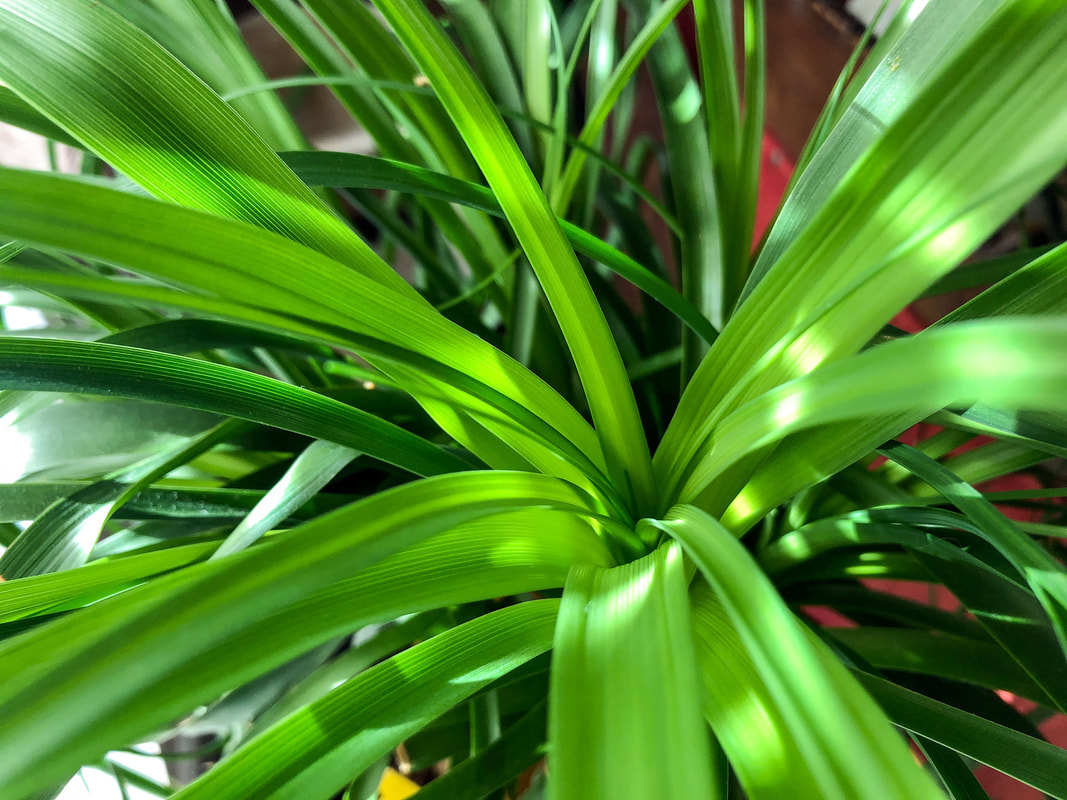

{"left": 0, "top": 0, "right": 1064, "bottom": 798}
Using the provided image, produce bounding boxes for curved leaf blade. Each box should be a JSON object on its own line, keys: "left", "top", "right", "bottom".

{"left": 173, "top": 601, "right": 559, "bottom": 800}
{"left": 0, "top": 338, "right": 465, "bottom": 479}
{"left": 647, "top": 505, "right": 942, "bottom": 799}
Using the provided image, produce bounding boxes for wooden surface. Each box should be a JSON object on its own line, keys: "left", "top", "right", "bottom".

{"left": 755, "top": 0, "right": 860, "bottom": 159}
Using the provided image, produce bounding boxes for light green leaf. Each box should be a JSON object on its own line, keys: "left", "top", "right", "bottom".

{"left": 747, "top": 0, "right": 1006, "bottom": 295}
{"left": 0, "top": 0, "right": 406, "bottom": 292}
{"left": 369, "top": 0, "right": 655, "bottom": 517}
{"left": 660, "top": 0, "right": 1067, "bottom": 501}
{"left": 0, "top": 169, "right": 608, "bottom": 500}
{"left": 681, "top": 319, "right": 1067, "bottom": 504}
{"left": 0, "top": 337, "right": 466, "bottom": 479}
{"left": 0, "top": 474, "right": 602, "bottom": 797}
{"left": 282, "top": 150, "right": 717, "bottom": 344}
{"left": 548, "top": 541, "right": 716, "bottom": 799}
{"left": 212, "top": 440, "right": 359, "bottom": 560}
{"left": 0, "top": 418, "right": 243, "bottom": 580}
{"left": 647, "top": 505, "right": 942, "bottom": 799}
{"left": 0, "top": 540, "right": 216, "bottom": 623}
{"left": 173, "top": 601, "right": 558, "bottom": 800}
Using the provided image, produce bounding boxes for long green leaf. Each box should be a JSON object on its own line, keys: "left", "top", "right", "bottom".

{"left": 282, "top": 150, "right": 717, "bottom": 344}
{"left": 0, "top": 419, "right": 243, "bottom": 579}
{"left": 107, "top": 0, "right": 308, "bottom": 153}
{"left": 417, "top": 700, "right": 547, "bottom": 800}
{"left": 548, "top": 541, "right": 716, "bottom": 799}
{"left": 0, "top": 338, "right": 465, "bottom": 479}
{"left": 646, "top": 505, "right": 942, "bottom": 799}
{"left": 0, "top": 540, "right": 217, "bottom": 623}
{"left": 550, "top": 0, "right": 689, "bottom": 213}
{"left": 369, "top": 0, "right": 655, "bottom": 517}
{"left": 746, "top": 0, "right": 1006, "bottom": 297}
{"left": 0, "top": 0, "right": 407, "bottom": 292}
{"left": 173, "top": 601, "right": 558, "bottom": 800}
{"left": 0, "top": 474, "right": 601, "bottom": 797}
{"left": 880, "top": 441, "right": 1067, "bottom": 657}
{"left": 723, "top": 242, "right": 1067, "bottom": 529}
{"left": 211, "top": 439, "right": 359, "bottom": 559}
{"left": 857, "top": 671, "right": 1067, "bottom": 798}
{"left": 827, "top": 627, "right": 1051, "bottom": 703}
{"left": 0, "top": 168, "right": 610, "bottom": 498}
{"left": 680, "top": 319, "right": 1067, "bottom": 504}
{"left": 626, "top": 0, "right": 723, "bottom": 377}
{"left": 659, "top": 0, "right": 1067, "bottom": 501}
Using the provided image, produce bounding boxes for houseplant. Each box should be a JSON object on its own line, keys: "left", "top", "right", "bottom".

{"left": 0, "top": 0, "right": 1065, "bottom": 797}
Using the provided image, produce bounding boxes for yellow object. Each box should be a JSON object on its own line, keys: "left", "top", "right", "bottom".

{"left": 379, "top": 766, "right": 420, "bottom": 799}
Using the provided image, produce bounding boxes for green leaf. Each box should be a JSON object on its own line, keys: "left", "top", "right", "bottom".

{"left": 0, "top": 86, "right": 78, "bottom": 146}
{"left": 879, "top": 441, "right": 1067, "bottom": 658}
{"left": 368, "top": 0, "right": 656, "bottom": 517}
{"left": 0, "top": 337, "right": 465, "bottom": 479}
{"left": 0, "top": 168, "right": 608, "bottom": 500}
{"left": 0, "top": 0, "right": 406, "bottom": 292}
{"left": 0, "top": 418, "right": 243, "bottom": 580}
{"left": 857, "top": 670, "right": 1067, "bottom": 799}
{"left": 679, "top": 319, "right": 1067, "bottom": 504}
{"left": 212, "top": 440, "right": 359, "bottom": 560}
{"left": 0, "top": 540, "right": 216, "bottom": 623}
{"left": 281, "top": 150, "right": 717, "bottom": 345}
{"left": 548, "top": 541, "right": 716, "bottom": 799}
{"left": 747, "top": 0, "right": 1007, "bottom": 295}
{"left": 551, "top": 0, "right": 689, "bottom": 213}
{"left": 915, "top": 738, "right": 990, "bottom": 800}
{"left": 0, "top": 474, "right": 603, "bottom": 797}
{"left": 827, "top": 627, "right": 1051, "bottom": 704}
{"left": 115, "top": 0, "right": 308, "bottom": 152}
{"left": 660, "top": 0, "right": 1067, "bottom": 501}
{"left": 417, "top": 700, "right": 547, "bottom": 800}
{"left": 942, "top": 240, "right": 1067, "bottom": 322}
{"left": 722, "top": 242, "right": 1067, "bottom": 529}
{"left": 0, "top": 482, "right": 342, "bottom": 526}
{"left": 0, "top": 396, "right": 217, "bottom": 482}
{"left": 173, "top": 601, "right": 558, "bottom": 800}
{"left": 646, "top": 505, "right": 942, "bottom": 799}
{"left": 687, "top": 580, "right": 823, "bottom": 799}
{"left": 626, "top": 0, "right": 724, "bottom": 375}
{"left": 242, "top": 611, "right": 451, "bottom": 740}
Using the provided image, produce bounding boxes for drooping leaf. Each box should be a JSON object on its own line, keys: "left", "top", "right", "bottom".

{"left": 647, "top": 505, "right": 942, "bottom": 799}
{"left": 0, "top": 475, "right": 603, "bottom": 798}
{"left": 548, "top": 541, "right": 717, "bottom": 799}
{"left": 173, "top": 601, "right": 559, "bottom": 800}
{"left": 0, "top": 337, "right": 466, "bottom": 479}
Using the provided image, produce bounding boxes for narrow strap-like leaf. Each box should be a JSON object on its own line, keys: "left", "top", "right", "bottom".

{"left": 0, "top": 473, "right": 602, "bottom": 797}
{"left": 173, "top": 601, "right": 558, "bottom": 800}
{"left": 0, "top": 338, "right": 467, "bottom": 479}
{"left": 647, "top": 505, "right": 942, "bottom": 799}
{"left": 369, "top": 0, "right": 655, "bottom": 517}
{"left": 880, "top": 441, "right": 1067, "bottom": 658}
{"left": 282, "top": 150, "right": 717, "bottom": 345}
{"left": 0, "top": 419, "right": 245, "bottom": 580}
{"left": 417, "top": 700, "right": 547, "bottom": 800}
{"left": 857, "top": 670, "right": 1067, "bottom": 799}
{"left": 212, "top": 440, "right": 360, "bottom": 560}
{"left": 548, "top": 541, "right": 716, "bottom": 799}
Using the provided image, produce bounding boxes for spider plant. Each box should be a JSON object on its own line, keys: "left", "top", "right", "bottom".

{"left": 0, "top": 0, "right": 1065, "bottom": 797}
